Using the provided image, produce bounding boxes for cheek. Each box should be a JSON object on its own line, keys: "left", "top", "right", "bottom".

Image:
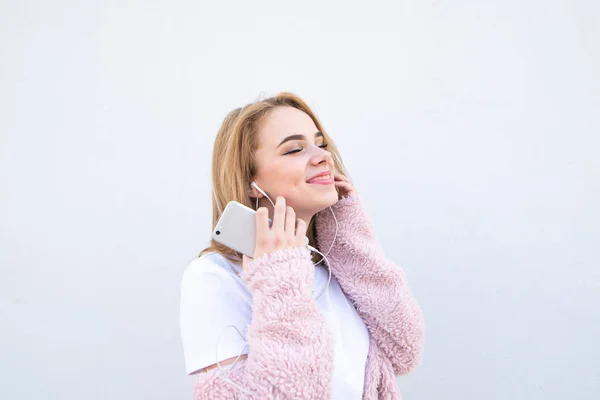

{"left": 272, "top": 160, "right": 303, "bottom": 180}
{"left": 269, "top": 163, "right": 307, "bottom": 194}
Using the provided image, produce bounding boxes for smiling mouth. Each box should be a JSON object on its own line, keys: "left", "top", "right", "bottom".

{"left": 307, "top": 173, "right": 334, "bottom": 184}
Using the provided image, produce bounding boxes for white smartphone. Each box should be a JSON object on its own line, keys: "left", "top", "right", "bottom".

{"left": 212, "top": 201, "right": 270, "bottom": 258}
{"left": 212, "top": 201, "right": 308, "bottom": 258}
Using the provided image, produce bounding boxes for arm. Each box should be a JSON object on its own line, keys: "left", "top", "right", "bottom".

{"left": 314, "top": 193, "right": 425, "bottom": 375}
{"left": 192, "top": 246, "right": 335, "bottom": 399}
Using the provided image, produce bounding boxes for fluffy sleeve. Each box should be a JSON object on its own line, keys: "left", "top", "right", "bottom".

{"left": 314, "top": 193, "right": 425, "bottom": 375}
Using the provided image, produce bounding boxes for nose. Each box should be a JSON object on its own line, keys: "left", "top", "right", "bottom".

{"left": 310, "top": 144, "right": 333, "bottom": 166}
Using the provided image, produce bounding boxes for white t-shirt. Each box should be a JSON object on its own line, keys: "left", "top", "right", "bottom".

{"left": 180, "top": 251, "right": 370, "bottom": 399}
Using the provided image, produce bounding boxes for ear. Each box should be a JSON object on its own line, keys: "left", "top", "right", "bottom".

{"left": 248, "top": 181, "right": 263, "bottom": 199}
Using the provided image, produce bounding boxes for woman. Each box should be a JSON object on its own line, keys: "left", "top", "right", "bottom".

{"left": 180, "top": 92, "right": 425, "bottom": 399}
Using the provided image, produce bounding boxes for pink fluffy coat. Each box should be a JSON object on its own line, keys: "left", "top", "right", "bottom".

{"left": 193, "top": 193, "right": 425, "bottom": 399}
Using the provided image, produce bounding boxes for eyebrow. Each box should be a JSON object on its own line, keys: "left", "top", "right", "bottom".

{"left": 277, "top": 131, "right": 324, "bottom": 148}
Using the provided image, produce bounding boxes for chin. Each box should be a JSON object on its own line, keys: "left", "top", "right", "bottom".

{"left": 314, "top": 189, "right": 339, "bottom": 212}
{"left": 299, "top": 183, "right": 338, "bottom": 213}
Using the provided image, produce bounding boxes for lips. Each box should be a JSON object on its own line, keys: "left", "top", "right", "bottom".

{"left": 307, "top": 170, "right": 332, "bottom": 183}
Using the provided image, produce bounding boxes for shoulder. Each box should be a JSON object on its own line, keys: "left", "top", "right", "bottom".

{"left": 180, "top": 251, "right": 251, "bottom": 323}
{"left": 180, "top": 251, "right": 249, "bottom": 305}
{"left": 182, "top": 252, "right": 241, "bottom": 285}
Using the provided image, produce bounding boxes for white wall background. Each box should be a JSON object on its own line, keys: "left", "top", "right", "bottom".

{"left": 1, "top": 0, "right": 598, "bottom": 399}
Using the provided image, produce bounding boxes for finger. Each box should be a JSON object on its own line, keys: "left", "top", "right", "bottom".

{"left": 334, "top": 171, "right": 348, "bottom": 181}
{"left": 295, "top": 218, "right": 307, "bottom": 239}
{"left": 255, "top": 206, "right": 269, "bottom": 243}
{"left": 335, "top": 181, "right": 352, "bottom": 191}
{"left": 285, "top": 206, "right": 296, "bottom": 237}
{"left": 272, "top": 196, "right": 286, "bottom": 233}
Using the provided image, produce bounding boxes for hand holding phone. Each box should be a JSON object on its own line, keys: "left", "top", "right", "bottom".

{"left": 252, "top": 196, "right": 307, "bottom": 260}
{"left": 212, "top": 196, "right": 308, "bottom": 265}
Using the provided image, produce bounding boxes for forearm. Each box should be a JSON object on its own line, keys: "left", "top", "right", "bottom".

{"left": 315, "top": 194, "right": 425, "bottom": 375}
{"left": 193, "top": 247, "right": 334, "bottom": 399}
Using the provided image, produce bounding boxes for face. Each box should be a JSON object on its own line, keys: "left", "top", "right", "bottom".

{"left": 252, "top": 106, "right": 338, "bottom": 222}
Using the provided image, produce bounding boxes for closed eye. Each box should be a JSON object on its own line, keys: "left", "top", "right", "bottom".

{"left": 285, "top": 143, "right": 328, "bottom": 155}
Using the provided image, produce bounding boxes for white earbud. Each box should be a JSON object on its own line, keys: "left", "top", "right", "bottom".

{"left": 251, "top": 181, "right": 275, "bottom": 208}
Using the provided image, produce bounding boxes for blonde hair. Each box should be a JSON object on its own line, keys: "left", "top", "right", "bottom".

{"left": 198, "top": 92, "right": 349, "bottom": 264}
